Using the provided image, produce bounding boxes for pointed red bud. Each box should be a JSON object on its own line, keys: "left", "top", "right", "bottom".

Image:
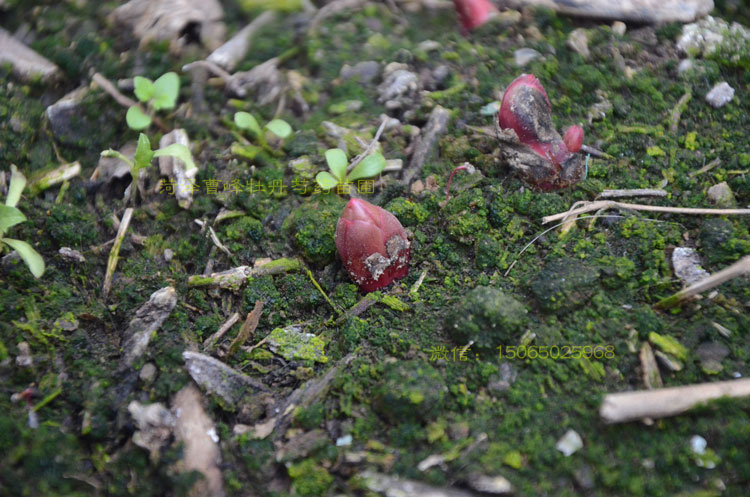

{"left": 498, "top": 74, "right": 574, "bottom": 167}
{"left": 335, "top": 198, "right": 411, "bottom": 293}
{"left": 452, "top": 0, "right": 499, "bottom": 32}
{"left": 563, "top": 125, "right": 584, "bottom": 153}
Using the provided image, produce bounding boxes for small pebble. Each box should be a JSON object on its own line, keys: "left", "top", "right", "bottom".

{"left": 514, "top": 48, "right": 541, "bottom": 67}
{"left": 556, "top": 429, "right": 583, "bottom": 457}
{"left": 705, "top": 81, "right": 735, "bottom": 108}
{"left": 612, "top": 21, "right": 627, "bottom": 36}
{"left": 163, "top": 248, "right": 174, "bottom": 262}
{"left": 567, "top": 28, "right": 590, "bottom": 59}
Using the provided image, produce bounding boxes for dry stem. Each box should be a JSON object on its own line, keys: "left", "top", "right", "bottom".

{"left": 103, "top": 207, "right": 133, "bottom": 299}
{"left": 543, "top": 200, "right": 750, "bottom": 224}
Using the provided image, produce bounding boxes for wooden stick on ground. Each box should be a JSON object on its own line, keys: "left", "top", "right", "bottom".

{"left": 203, "top": 312, "right": 240, "bottom": 351}
{"left": 597, "top": 189, "right": 667, "bottom": 199}
{"left": 103, "top": 207, "right": 133, "bottom": 299}
{"left": 543, "top": 200, "right": 750, "bottom": 224}
{"left": 656, "top": 255, "right": 750, "bottom": 309}
{"left": 600, "top": 378, "right": 750, "bottom": 424}
{"left": 228, "top": 300, "right": 264, "bottom": 357}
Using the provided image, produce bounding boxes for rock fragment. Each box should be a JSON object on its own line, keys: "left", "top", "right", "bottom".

{"left": 706, "top": 181, "right": 736, "bottom": 207}
{"left": 120, "top": 286, "right": 178, "bottom": 368}
{"left": 59, "top": 247, "right": 86, "bottom": 263}
{"left": 128, "top": 401, "right": 176, "bottom": 460}
{"left": 183, "top": 351, "right": 268, "bottom": 407}
{"left": 340, "top": 60, "right": 382, "bottom": 84}
{"left": 705, "top": 82, "right": 735, "bottom": 109}
{"left": 110, "top": 0, "right": 225, "bottom": 52}
{"left": 556, "top": 429, "right": 583, "bottom": 457}
{"left": 172, "top": 385, "right": 225, "bottom": 497}
{"left": 514, "top": 47, "right": 541, "bottom": 67}
{"left": 567, "top": 28, "right": 590, "bottom": 59}
{"left": 0, "top": 27, "right": 60, "bottom": 82}
{"left": 672, "top": 247, "right": 710, "bottom": 287}
{"left": 45, "top": 87, "right": 91, "bottom": 146}
{"left": 377, "top": 63, "right": 420, "bottom": 109}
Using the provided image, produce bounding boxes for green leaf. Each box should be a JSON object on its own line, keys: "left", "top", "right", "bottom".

{"left": 154, "top": 144, "right": 197, "bottom": 172}
{"left": 151, "top": 72, "right": 180, "bottom": 110}
{"left": 315, "top": 171, "right": 339, "bottom": 190}
{"left": 126, "top": 106, "right": 152, "bottom": 130}
{"left": 0, "top": 205, "right": 26, "bottom": 233}
{"left": 133, "top": 133, "right": 154, "bottom": 172}
{"left": 265, "top": 119, "right": 292, "bottom": 139}
{"left": 133, "top": 76, "right": 155, "bottom": 102}
{"left": 347, "top": 153, "right": 386, "bottom": 181}
{"left": 6, "top": 164, "right": 26, "bottom": 207}
{"left": 3, "top": 238, "right": 44, "bottom": 278}
{"left": 234, "top": 112, "right": 262, "bottom": 136}
{"left": 324, "top": 148, "right": 348, "bottom": 181}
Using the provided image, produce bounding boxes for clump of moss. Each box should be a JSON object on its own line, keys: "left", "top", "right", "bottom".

{"left": 284, "top": 197, "right": 345, "bottom": 264}
{"left": 288, "top": 459, "right": 334, "bottom": 496}
{"left": 699, "top": 218, "right": 750, "bottom": 264}
{"left": 444, "top": 286, "right": 528, "bottom": 351}
{"left": 372, "top": 360, "right": 445, "bottom": 423}
{"left": 531, "top": 258, "right": 600, "bottom": 312}
{"left": 385, "top": 197, "right": 429, "bottom": 226}
{"left": 45, "top": 204, "right": 99, "bottom": 247}
{"left": 598, "top": 256, "right": 636, "bottom": 289}
{"left": 442, "top": 188, "right": 490, "bottom": 244}
{"left": 223, "top": 216, "right": 264, "bottom": 243}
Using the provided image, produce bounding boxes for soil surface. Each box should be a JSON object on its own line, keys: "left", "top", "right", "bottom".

{"left": 1, "top": 1, "right": 749, "bottom": 496}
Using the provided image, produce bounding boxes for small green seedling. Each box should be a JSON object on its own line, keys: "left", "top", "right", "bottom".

{"left": 0, "top": 165, "right": 44, "bottom": 278}
{"left": 234, "top": 111, "right": 293, "bottom": 144}
{"left": 126, "top": 72, "right": 180, "bottom": 130}
{"left": 101, "top": 133, "right": 196, "bottom": 204}
{"left": 315, "top": 148, "right": 386, "bottom": 191}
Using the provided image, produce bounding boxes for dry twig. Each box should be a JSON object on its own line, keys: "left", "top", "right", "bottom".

{"left": 543, "top": 200, "right": 750, "bottom": 224}
{"left": 103, "top": 208, "right": 133, "bottom": 299}
{"left": 600, "top": 378, "right": 750, "bottom": 424}
{"left": 656, "top": 255, "right": 750, "bottom": 309}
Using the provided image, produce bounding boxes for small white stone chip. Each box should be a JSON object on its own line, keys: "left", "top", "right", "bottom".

{"left": 705, "top": 82, "right": 735, "bottom": 108}
{"left": 556, "top": 429, "right": 583, "bottom": 457}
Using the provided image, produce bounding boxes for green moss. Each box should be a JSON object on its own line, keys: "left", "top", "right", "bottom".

{"left": 442, "top": 188, "right": 490, "bottom": 244}
{"left": 45, "top": 204, "right": 99, "bottom": 247}
{"left": 223, "top": 216, "right": 264, "bottom": 242}
{"left": 444, "top": 286, "right": 528, "bottom": 352}
{"left": 384, "top": 197, "right": 429, "bottom": 226}
{"left": 284, "top": 196, "right": 345, "bottom": 264}
{"left": 531, "top": 258, "right": 600, "bottom": 312}
{"left": 372, "top": 360, "right": 445, "bottom": 423}
{"left": 288, "top": 459, "right": 333, "bottom": 496}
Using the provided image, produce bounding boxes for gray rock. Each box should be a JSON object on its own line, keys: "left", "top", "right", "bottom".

{"left": 96, "top": 142, "right": 135, "bottom": 182}
{"left": 567, "top": 28, "right": 590, "bottom": 59}
{"left": 45, "top": 87, "right": 91, "bottom": 146}
{"left": 707, "top": 180, "right": 736, "bottom": 207}
{"left": 672, "top": 247, "right": 710, "bottom": 287}
{"left": 339, "top": 60, "right": 382, "bottom": 84}
{"left": 163, "top": 248, "right": 174, "bottom": 262}
{"left": 612, "top": 21, "right": 627, "bottom": 36}
{"left": 696, "top": 341, "right": 729, "bottom": 374}
{"left": 467, "top": 474, "right": 513, "bottom": 494}
{"left": 705, "top": 82, "right": 735, "bottom": 108}
{"left": 16, "top": 341, "right": 32, "bottom": 368}
{"left": 0, "top": 27, "right": 60, "bottom": 82}
{"left": 120, "top": 287, "right": 178, "bottom": 368}
{"left": 372, "top": 360, "right": 445, "bottom": 423}
{"left": 59, "top": 247, "right": 86, "bottom": 263}
{"left": 677, "top": 16, "right": 749, "bottom": 58}
{"left": 140, "top": 362, "right": 158, "bottom": 383}
{"left": 377, "top": 65, "right": 419, "bottom": 108}
{"left": 183, "top": 351, "right": 268, "bottom": 407}
{"left": 556, "top": 429, "right": 583, "bottom": 457}
{"left": 514, "top": 48, "right": 541, "bottom": 67}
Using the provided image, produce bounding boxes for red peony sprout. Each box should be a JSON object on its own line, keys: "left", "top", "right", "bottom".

{"left": 563, "top": 125, "right": 584, "bottom": 153}
{"left": 498, "top": 74, "right": 583, "bottom": 167}
{"left": 452, "top": 0, "right": 498, "bottom": 32}
{"left": 335, "top": 198, "right": 411, "bottom": 293}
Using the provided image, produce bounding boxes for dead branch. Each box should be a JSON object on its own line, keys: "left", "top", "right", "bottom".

{"left": 543, "top": 200, "right": 750, "bottom": 224}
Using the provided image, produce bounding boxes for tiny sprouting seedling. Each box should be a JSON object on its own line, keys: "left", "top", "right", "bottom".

{"left": 101, "top": 133, "right": 196, "bottom": 204}
{"left": 126, "top": 72, "right": 180, "bottom": 130}
{"left": 234, "top": 111, "right": 293, "bottom": 145}
{"left": 315, "top": 148, "right": 386, "bottom": 191}
{"left": 0, "top": 165, "right": 44, "bottom": 278}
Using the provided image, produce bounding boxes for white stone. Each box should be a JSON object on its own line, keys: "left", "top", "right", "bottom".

{"left": 514, "top": 48, "right": 541, "bottom": 67}
{"left": 556, "top": 429, "right": 583, "bottom": 457}
{"left": 705, "top": 82, "right": 735, "bottom": 108}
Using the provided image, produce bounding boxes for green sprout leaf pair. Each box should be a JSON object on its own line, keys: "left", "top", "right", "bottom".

{"left": 315, "top": 148, "right": 386, "bottom": 191}
{"left": 126, "top": 72, "right": 180, "bottom": 130}
{"left": 234, "top": 112, "right": 293, "bottom": 140}
{"left": 0, "top": 165, "right": 44, "bottom": 278}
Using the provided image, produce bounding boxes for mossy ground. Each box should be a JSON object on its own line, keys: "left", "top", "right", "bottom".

{"left": 1, "top": 2, "right": 749, "bottom": 496}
